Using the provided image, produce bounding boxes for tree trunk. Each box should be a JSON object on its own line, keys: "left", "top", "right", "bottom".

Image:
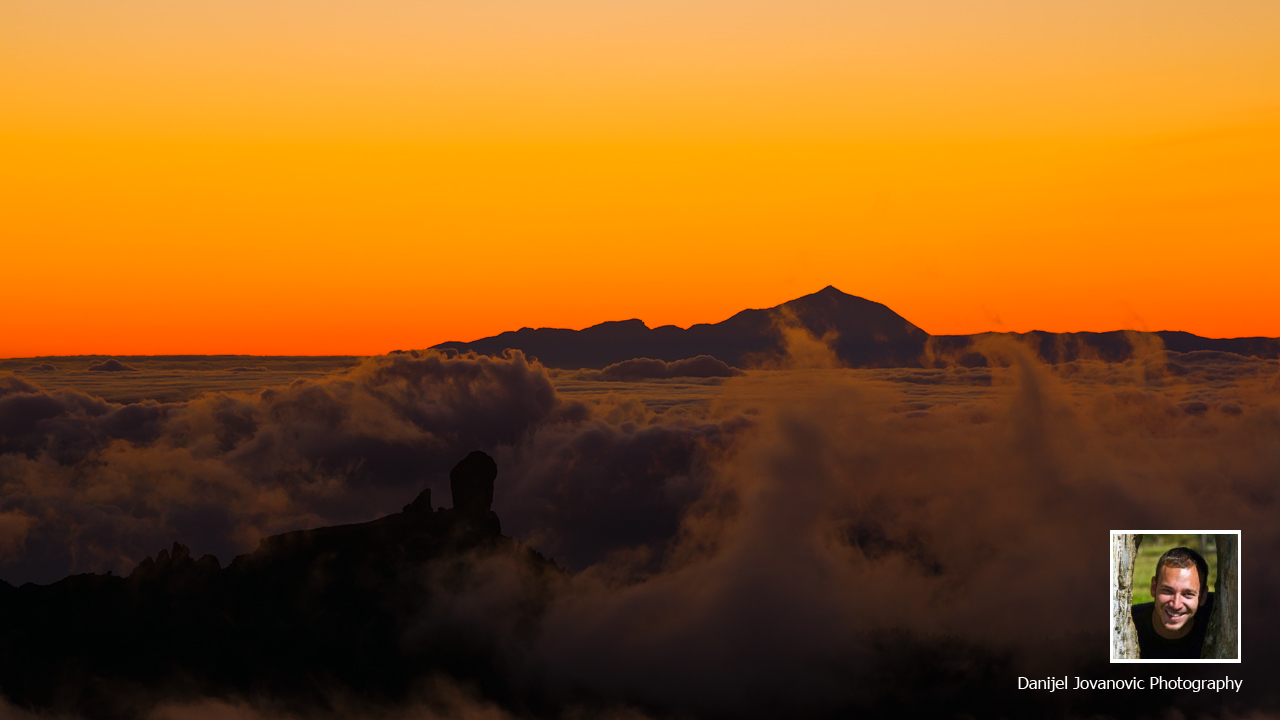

{"left": 1111, "top": 533, "right": 1142, "bottom": 659}
{"left": 1201, "top": 534, "right": 1239, "bottom": 659}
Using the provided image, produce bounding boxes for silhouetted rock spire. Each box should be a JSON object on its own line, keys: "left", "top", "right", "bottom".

{"left": 403, "top": 487, "right": 432, "bottom": 515}
{"left": 450, "top": 450, "right": 497, "bottom": 515}
{"left": 129, "top": 541, "right": 220, "bottom": 578}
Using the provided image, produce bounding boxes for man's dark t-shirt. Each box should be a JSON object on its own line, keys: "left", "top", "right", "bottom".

{"left": 1132, "top": 592, "right": 1214, "bottom": 659}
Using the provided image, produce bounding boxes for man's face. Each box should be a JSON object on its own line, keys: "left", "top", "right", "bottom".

{"left": 1149, "top": 564, "right": 1202, "bottom": 638}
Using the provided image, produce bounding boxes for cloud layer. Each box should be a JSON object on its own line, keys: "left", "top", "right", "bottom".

{"left": 3, "top": 344, "right": 1280, "bottom": 717}
{"left": 0, "top": 350, "right": 747, "bottom": 585}
{"left": 592, "top": 355, "right": 741, "bottom": 381}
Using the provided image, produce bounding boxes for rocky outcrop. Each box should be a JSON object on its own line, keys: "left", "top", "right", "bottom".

{"left": 451, "top": 449, "right": 498, "bottom": 516}
{"left": 0, "top": 452, "right": 562, "bottom": 719}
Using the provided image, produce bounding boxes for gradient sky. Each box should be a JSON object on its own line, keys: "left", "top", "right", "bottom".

{"left": 3, "top": 0, "right": 1278, "bottom": 356}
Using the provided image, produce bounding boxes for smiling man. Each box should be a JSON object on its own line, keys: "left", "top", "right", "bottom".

{"left": 1132, "top": 547, "right": 1214, "bottom": 659}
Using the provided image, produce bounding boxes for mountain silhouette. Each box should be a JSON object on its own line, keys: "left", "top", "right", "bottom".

{"left": 435, "top": 286, "right": 930, "bottom": 369}
{"left": 929, "top": 330, "right": 1280, "bottom": 366}
{"left": 435, "top": 287, "right": 1280, "bottom": 369}
{"left": 0, "top": 452, "right": 563, "bottom": 719}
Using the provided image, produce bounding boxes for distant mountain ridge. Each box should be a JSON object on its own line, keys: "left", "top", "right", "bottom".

{"left": 930, "top": 330, "right": 1280, "bottom": 366}
{"left": 434, "top": 287, "right": 1280, "bottom": 369}
{"left": 435, "top": 286, "right": 931, "bottom": 369}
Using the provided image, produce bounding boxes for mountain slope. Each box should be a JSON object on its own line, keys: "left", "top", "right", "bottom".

{"left": 434, "top": 286, "right": 929, "bottom": 369}
{"left": 435, "top": 288, "right": 1280, "bottom": 369}
{"left": 0, "top": 452, "right": 564, "bottom": 717}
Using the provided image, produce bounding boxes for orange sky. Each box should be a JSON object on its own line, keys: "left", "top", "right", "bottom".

{"left": 3, "top": 0, "right": 1279, "bottom": 356}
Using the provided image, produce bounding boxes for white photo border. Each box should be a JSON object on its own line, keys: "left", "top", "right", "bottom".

{"left": 1109, "top": 529, "right": 1242, "bottom": 664}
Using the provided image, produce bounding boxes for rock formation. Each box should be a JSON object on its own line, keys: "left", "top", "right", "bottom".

{"left": 451, "top": 449, "right": 498, "bottom": 516}
{"left": 0, "top": 451, "right": 561, "bottom": 719}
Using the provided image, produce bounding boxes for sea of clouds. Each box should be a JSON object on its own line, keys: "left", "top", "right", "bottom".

{"left": 2, "top": 340, "right": 1279, "bottom": 718}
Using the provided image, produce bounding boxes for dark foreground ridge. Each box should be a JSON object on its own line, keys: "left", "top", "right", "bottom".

{"left": 0, "top": 451, "right": 565, "bottom": 719}
{"left": 434, "top": 286, "right": 1280, "bottom": 369}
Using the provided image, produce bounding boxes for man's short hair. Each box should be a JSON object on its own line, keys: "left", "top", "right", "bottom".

{"left": 1153, "top": 546, "right": 1210, "bottom": 597}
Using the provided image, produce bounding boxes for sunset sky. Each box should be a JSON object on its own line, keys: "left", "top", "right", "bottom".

{"left": 3, "top": 0, "right": 1278, "bottom": 356}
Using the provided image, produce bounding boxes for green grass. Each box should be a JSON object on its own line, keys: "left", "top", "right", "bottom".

{"left": 1130, "top": 534, "right": 1219, "bottom": 605}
